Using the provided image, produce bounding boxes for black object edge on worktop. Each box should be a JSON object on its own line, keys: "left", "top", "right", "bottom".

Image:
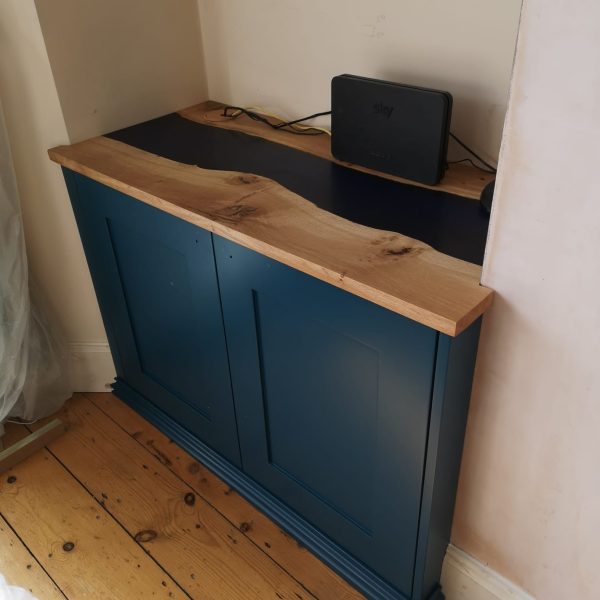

{"left": 106, "top": 113, "right": 489, "bottom": 265}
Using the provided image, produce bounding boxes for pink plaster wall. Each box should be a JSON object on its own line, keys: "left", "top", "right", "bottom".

{"left": 452, "top": 1, "right": 600, "bottom": 597}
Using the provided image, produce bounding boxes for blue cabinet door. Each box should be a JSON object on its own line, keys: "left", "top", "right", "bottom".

{"left": 64, "top": 171, "right": 240, "bottom": 466}
{"left": 214, "top": 235, "right": 439, "bottom": 596}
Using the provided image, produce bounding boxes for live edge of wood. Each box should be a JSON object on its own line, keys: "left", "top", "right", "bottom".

{"left": 48, "top": 103, "right": 494, "bottom": 337}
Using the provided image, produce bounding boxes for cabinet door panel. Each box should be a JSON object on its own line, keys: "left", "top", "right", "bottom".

{"left": 65, "top": 172, "right": 240, "bottom": 466}
{"left": 214, "top": 235, "right": 438, "bottom": 595}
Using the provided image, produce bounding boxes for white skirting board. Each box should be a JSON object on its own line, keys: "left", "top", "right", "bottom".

{"left": 441, "top": 545, "right": 534, "bottom": 600}
{"left": 68, "top": 342, "right": 115, "bottom": 392}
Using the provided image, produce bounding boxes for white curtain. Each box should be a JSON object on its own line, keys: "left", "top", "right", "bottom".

{"left": 0, "top": 99, "right": 70, "bottom": 423}
{"left": 0, "top": 574, "right": 38, "bottom": 600}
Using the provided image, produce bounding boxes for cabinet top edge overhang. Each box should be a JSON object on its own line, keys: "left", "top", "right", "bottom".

{"left": 48, "top": 101, "right": 494, "bottom": 336}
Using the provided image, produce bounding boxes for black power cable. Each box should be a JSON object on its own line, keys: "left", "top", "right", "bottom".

{"left": 448, "top": 132, "right": 497, "bottom": 174}
{"left": 275, "top": 110, "right": 332, "bottom": 128}
{"left": 222, "top": 106, "right": 331, "bottom": 136}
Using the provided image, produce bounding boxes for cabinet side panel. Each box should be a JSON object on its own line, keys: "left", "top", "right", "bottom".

{"left": 413, "top": 319, "right": 482, "bottom": 599}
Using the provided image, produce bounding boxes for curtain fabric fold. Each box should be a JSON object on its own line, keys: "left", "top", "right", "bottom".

{"left": 0, "top": 99, "right": 70, "bottom": 423}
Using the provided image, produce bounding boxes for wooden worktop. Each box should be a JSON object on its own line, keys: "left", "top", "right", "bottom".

{"left": 49, "top": 102, "right": 493, "bottom": 336}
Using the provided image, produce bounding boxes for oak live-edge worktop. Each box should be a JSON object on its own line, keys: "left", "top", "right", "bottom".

{"left": 49, "top": 101, "right": 494, "bottom": 600}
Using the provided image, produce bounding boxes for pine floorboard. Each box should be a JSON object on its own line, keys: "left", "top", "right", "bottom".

{"left": 0, "top": 393, "right": 364, "bottom": 600}
{"left": 0, "top": 513, "right": 65, "bottom": 600}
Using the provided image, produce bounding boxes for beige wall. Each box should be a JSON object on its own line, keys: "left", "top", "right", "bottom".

{"left": 452, "top": 0, "right": 600, "bottom": 598}
{"left": 0, "top": 0, "right": 208, "bottom": 390}
{"left": 197, "top": 0, "right": 522, "bottom": 164}
{"left": 35, "top": 0, "right": 208, "bottom": 142}
{"left": 0, "top": 0, "right": 103, "bottom": 345}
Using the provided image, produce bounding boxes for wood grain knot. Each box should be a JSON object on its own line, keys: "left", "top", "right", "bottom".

{"left": 184, "top": 492, "right": 196, "bottom": 506}
{"left": 231, "top": 174, "right": 260, "bottom": 185}
{"left": 383, "top": 246, "right": 415, "bottom": 256}
{"left": 239, "top": 521, "right": 252, "bottom": 533}
{"left": 146, "top": 439, "right": 172, "bottom": 466}
{"left": 216, "top": 203, "right": 258, "bottom": 223}
{"left": 62, "top": 542, "right": 75, "bottom": 552}
{"left": 379, "top": 245, "right": 425, "bottom": 260}
{"left": 134, "top": 529, "right": 158, "bottom": 543}
{"left": 6, "top": 476, "right": 17, "bottom": 484}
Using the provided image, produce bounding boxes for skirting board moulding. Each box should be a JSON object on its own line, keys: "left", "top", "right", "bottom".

{"left": 68, "top": 342, "right": 115, "bottom": 392}
{"left": 441, "top": 545, "right": 534, "bottom": 600}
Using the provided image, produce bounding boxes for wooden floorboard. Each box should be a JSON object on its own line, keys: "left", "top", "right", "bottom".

{"left": 0, "top": 393, "right": 363, "bottom": 599}
{"left": 87, "top": 392, "right": 364, "bottom": 600}
{"left": 30, "top": 394, "right": 317, "bottom": 600}
{"left": 0, "top": 511, "right": 65, "bottom": 600}
{"left": 0, "top": 422, "right": 188, "bottom": 600}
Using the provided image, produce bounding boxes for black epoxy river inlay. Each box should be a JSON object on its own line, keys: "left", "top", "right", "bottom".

{"left": 106, "top": 113, "right": 489, "bottom": 265}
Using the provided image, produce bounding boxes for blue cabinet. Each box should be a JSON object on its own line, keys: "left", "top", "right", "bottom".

{"left": 63, "top": 171, "right": 481, "bottom": 600}
{"left": 64, "top": 171, "right": 241, "bottom": 466}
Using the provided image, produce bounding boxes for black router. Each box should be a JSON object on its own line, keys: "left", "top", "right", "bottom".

{"left": 331, "top": 74, "right": 453, "bottom": 185}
